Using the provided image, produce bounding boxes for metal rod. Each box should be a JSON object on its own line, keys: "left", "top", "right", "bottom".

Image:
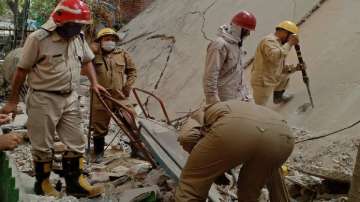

{"left": 132, "top": 89, "right": 150, "bottom": 119}
{"left": 96, "top": 92, "right": 157, "bottom": 167}
{"left": 295, "top": 44, "right": 314, "bottom": 108}
{"left": 86, "top": 90, "right": 94, "bottom": 165}
{"left": 103, "top": 128, "right": 121, "bottom": 153}
{"left": 132, "top": 88, "right": 171, "bottom": 125}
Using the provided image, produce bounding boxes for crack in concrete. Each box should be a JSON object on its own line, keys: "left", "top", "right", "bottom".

{"left": 200, "top": 0, "right": 218, "bottom": 41}
{"left": 142, "top": 34, "right": 176, "bottom": 107}
{"left": 187, "top": 0, "right": 218, "bottom": 41}
{"left": 146, "top": 34, "right": 176, "bottom": 90}
{"left": 120, "top": 31, "right": 156, "bottom": 46}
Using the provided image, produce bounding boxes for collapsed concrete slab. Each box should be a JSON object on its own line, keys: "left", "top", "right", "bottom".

{"left": 120, "top": 0, "right": 325, "bottom": 118}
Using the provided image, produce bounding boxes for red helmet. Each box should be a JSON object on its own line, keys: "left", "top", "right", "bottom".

{"left": 51, "top": 0, "right": 92, "bottom": 25}
{"left": 231, "top": 11, "right": 256, "bottom": 31}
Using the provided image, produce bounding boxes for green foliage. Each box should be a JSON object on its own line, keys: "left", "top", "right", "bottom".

{"left": 0, "top": 0, "right": 10, "bottom": 16}
{"left": 0, "top": 1, "right": 6, "bottom": 16}
{"left": 29, "top": 0, "right": 57, "bottom": 25}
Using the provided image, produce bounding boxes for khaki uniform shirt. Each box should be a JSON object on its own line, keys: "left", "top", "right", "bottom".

{"left": 94, "top": 48, "right": 137, "bottom": 90}
{"left": 203, "top": 37, "right": 248, "bottom": 105}
{"left": 18, "top": 29, "right": 94, "bottom": 92}
{"left": 251, "top": 33, "right": 293, "bottom": 87}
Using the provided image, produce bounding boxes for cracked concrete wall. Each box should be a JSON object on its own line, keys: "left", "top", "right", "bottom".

{"left": 121, "top": 0, "right": 323, "bottom": 119}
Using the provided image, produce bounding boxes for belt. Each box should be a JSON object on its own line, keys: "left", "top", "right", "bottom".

{"left": 33, "top": 89, "right": 73, "bottom": 96}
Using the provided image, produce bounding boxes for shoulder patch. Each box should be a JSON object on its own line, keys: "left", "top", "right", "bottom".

{"left": 31, "top": 29, "right": 50, "bottom": 41}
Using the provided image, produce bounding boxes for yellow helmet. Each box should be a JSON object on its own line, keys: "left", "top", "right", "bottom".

{"left": 276, "top": 20, "right": 299, "bottom": 34}
{"left": 96, "top": 28, "right": 120, "bottom": 41}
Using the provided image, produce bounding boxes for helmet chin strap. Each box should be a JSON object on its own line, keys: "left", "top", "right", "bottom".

{"left": 239, "top": 28, "right": 244, "bottom": 47}
{"left": 239, "top": 28, "right": 250, "bottom": 47}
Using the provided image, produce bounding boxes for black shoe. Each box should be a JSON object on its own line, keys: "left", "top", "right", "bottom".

{"left": 93, "top": 136, "right": 105, "bottom": 163}
{"left": 62, "top": 157, "right": 104, "bottom": 198}
{"left": 273, "top": 91, "right": 294, "bottom": 104}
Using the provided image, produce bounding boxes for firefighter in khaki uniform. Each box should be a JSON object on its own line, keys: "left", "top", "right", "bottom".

{"left": 176, "top": 100, "right": 295, "bottom": 202}
{"left": 1, "top": 0, "right": 106, "bottom": 198}
{"left": 91, "top": 28, "right": 137, "bottom": 162}
{"left": 251, "top": 21, "right": 305, "bottom": 106}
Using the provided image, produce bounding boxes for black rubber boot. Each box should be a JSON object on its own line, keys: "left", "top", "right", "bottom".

{"left": 273, "top": 90, "right": 294, "bottom": 104}
{"left": 93, "top": 136, "right": 105, "bottom": 163}
{"left": 62, "top": 157, "right": 104, "bottom": 198}
{"left": 34, "top": 161, "right": 60, "bottom": 197}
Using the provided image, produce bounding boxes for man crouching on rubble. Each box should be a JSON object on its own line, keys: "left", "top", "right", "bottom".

{"left": 176, "top": 100, "right": 295, "bottom": 202}
{"left": 91, "top": 28, "right": 137, "bottom": 163}
{"left": 1, "top": 0, "right": 107, "bottom": 198}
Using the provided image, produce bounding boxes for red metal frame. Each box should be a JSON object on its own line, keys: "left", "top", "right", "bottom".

{"left": 132, "top": 88, "right": 171, "bottom": 125}
{"left": 95, "top": 92, "right": 157, "bottom": 167}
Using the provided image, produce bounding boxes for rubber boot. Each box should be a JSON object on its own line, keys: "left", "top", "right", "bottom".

{"left": 34, "top": 161, "right": 60, "bottom": 197}
{"left": 93, "top": 136, "right": 105, "bottom": 163}
{"left": 63, "top": 157, "right": 104, "bottom": 198}
{"left": 273, "top": 90, "right": 294, "bottom": 104}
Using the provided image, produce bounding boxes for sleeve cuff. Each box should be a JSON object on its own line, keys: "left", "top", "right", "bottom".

{"left": 205, "top": 95, "right": 220, "bottom": 105}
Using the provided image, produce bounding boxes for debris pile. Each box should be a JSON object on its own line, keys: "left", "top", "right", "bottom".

{"left": 0, "top": 92, "right": 176, "bottom": 201}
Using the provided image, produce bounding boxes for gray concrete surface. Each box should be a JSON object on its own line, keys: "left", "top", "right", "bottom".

{"left": 122, "top": 0, "right": 324, "bottom": 118}
{"left": 122, "top": 0, "right": 360, "bottom": 177}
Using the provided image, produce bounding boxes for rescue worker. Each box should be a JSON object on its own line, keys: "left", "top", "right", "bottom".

{"left": 203, "top": 11, "right": 256, "bottom": 105}
{"left": 176, "top": 100, "right": 295, "bottom": 202}
{"left": 251, "top": 20, "right": 304, "bottom": 106}
{"left": 91, "top": 27, "right": 137, "bottom": 162}
{"left": 1, "top": 0, "right": 106, "bottom": 198}
{"left": 1, "top": 48, "right": 28, "bottom": 101}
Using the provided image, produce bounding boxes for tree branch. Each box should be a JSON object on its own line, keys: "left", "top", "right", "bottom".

{"left": 6, "top": 0, "right": 18, "bottom": 15}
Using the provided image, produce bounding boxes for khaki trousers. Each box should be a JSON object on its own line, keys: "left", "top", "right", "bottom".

{"left": 91, "top": 90, "right": 129, "bottom": 137}
{"left": 252, "top": 77, "right": 290, "bottom": 106}
{"left": 175, "top": 107, "right": 294, "bottom": 202}
{"left": 26, "top": 90, "right": 85, "bottom": 162}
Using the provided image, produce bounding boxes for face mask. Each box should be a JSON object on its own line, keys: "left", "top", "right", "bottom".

{"left": 101, "top": 41, "right": 116, "bottom": 52}
{"left": 56, "top": 23, "right": 83, "bottom": 39}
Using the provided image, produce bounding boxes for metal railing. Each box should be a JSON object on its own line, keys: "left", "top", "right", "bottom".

{"left": 132, "top": 88, "right": 171, "bottom": 125}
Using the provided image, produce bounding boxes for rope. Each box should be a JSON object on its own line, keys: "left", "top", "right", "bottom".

{"left": 295, "top": 119, "right": 360, "bottom": 144}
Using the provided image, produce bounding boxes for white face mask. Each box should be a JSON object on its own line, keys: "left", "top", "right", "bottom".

{"left": 101, "top": 41, "right": 116, "bottom": 52}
